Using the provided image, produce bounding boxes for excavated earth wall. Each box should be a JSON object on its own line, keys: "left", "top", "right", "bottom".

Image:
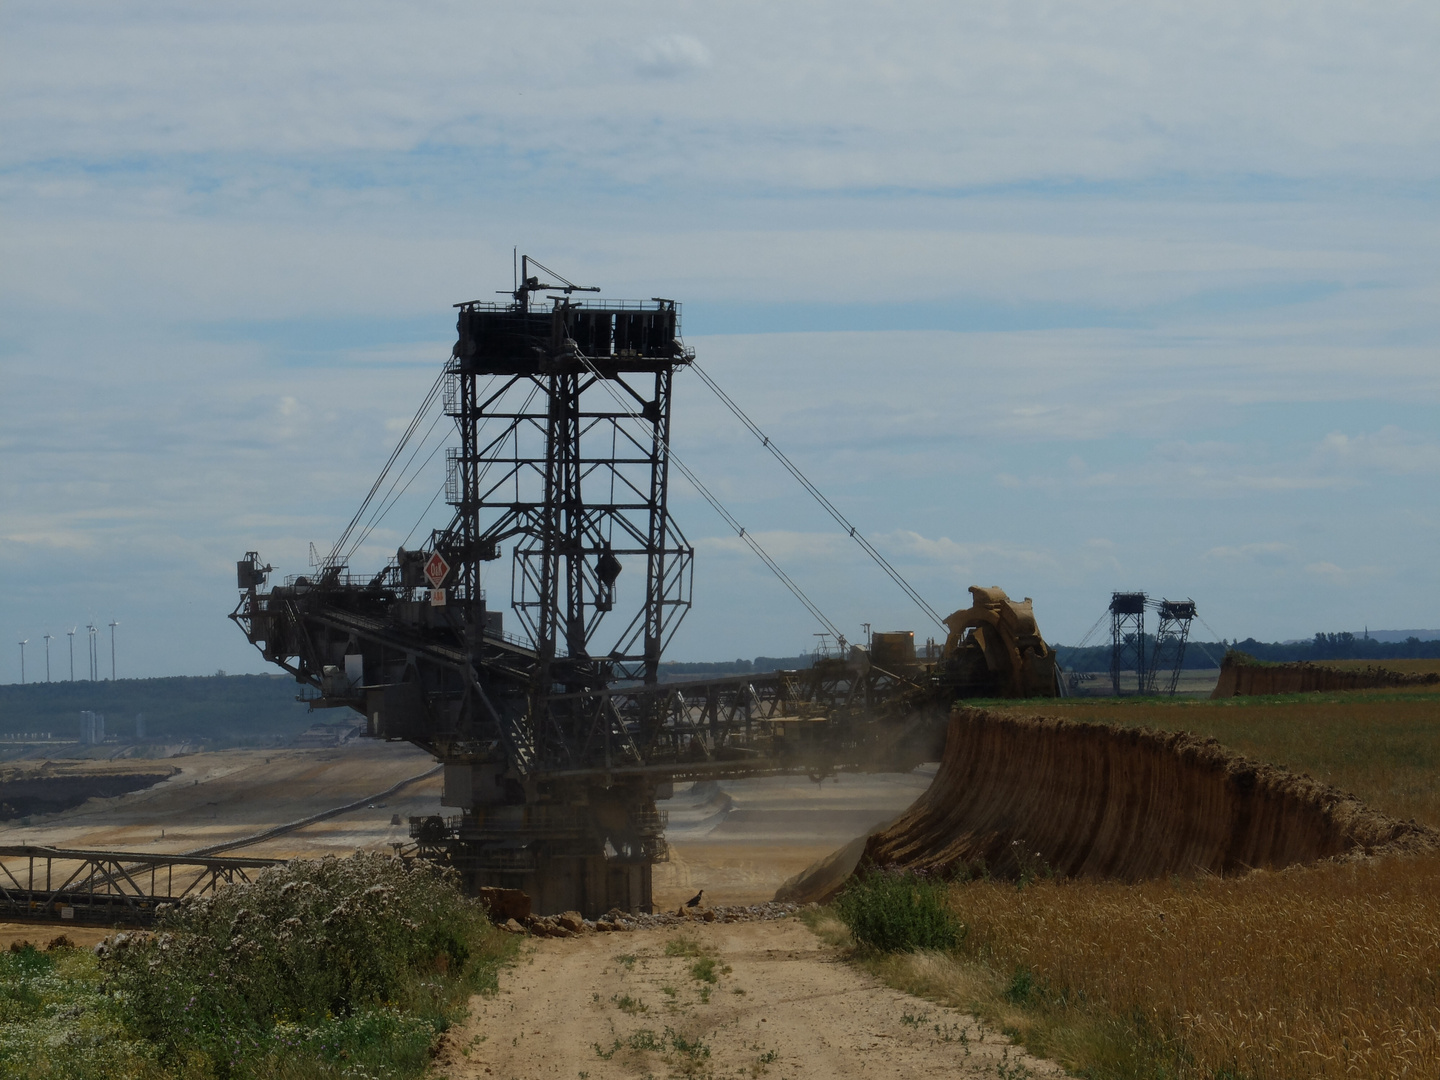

{"left": 1211, "top": 654, "right": 1440, "bottom": 697}
{"left": 842, "top": 708, "right": 1437, "bottom": 888}
{"left": 0, "top": 765, "right": 180, "bottom": 820}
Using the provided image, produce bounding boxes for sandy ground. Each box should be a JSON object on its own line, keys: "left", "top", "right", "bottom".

{"left": 436, "top": 917, "right": 1064, "bottom": 1080}
{"left": 0, "top": 741, "right": 933, "bottom": 940}
{"left": 0, "top": 746, "right": 1059, "bottom": 1075}
{"left": 0, "top": 741, "right": 442, "bottom": 945}
{"left": 0, "top": 740, "right": 440, "bottom": 857}
{"left": 654, "top": 770, "right": 932, "bottom": 910}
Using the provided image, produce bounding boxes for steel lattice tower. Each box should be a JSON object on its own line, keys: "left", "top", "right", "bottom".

{"left": 1109, "top": 592, "right": 1147, "bottom": 696}
{"left": 1145, "top": 599, "right": 1196, "bottom": 696}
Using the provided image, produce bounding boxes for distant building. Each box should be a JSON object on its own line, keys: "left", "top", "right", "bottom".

{"left": 79, "top": 711, "right": 106, "bottom": 745}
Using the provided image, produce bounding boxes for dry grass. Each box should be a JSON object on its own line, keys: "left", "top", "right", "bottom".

{"left": 932, "top": 855, "right": 1440, "bottom": 1079}
{"left": 822, "top": 694, "right": 1440, "bottom": 1078}
{"left": 997, "top": 692, "right": 1440, "bottom": 826}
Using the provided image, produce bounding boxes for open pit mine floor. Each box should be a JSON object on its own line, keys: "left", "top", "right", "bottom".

{"left": 0, "top": 741, "right": 934, "bottom": 946}
{"left": 435, "top": 916, "right": 1064, "bottom": 1080}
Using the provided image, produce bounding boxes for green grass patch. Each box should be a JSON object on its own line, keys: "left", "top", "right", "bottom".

{"left": 0, "top": 852, "right": 516, "bottom": 1080}
{"left": 834, "top": 870, "right": 964, "bottom": 953}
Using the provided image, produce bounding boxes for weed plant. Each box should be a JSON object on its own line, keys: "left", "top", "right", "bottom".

{"left": 834, "top": 869, "right": 963, "bottom": 953}
{"left": 0, "top": 852, "right": 513, "bottom": 1080}
{"left": 0, "top": 942, "right": 166, "bottom": 1080}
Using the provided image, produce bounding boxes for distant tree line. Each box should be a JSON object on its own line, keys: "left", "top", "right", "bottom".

{"left": 658, "top": 654, "right": 814, "bottom": 678}
{"left": 0, "top": 674, "right": 314, "bottom": 745}
{"left": 1054, "top": 633, "right": 1440, "bottom": 672}
{"left": 1226, "top": 633, "right": 1440, "bottom": 663}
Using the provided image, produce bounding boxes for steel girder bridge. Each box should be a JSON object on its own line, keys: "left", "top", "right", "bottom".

{"left": 0, "top": 845, "right": 282, "bottom": 928}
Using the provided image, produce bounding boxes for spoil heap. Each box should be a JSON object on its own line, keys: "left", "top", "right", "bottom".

{"left": 779, "top": 707, "right": 1438, "bottom": 902}
{"left": 1212, "top": 651, "right": 1440, "bottom": 697}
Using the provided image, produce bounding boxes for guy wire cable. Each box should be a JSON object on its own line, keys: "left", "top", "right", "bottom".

{"left": 345, "top": 373, "right": 507, "bottom": 563}
{"left": 689, "top": 359, "right": 947, "bottom": 632}
{"left": 329, "top": 365, "right": 448, "bottom": 566}
{"left": 575, "top": 353, "right": 845, "bottom": 641}
{"left": 343, "top": 404, "right": 449, "bottom": 564}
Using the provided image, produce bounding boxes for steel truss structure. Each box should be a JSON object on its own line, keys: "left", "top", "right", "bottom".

{"left": 232, "top": 271, "right": 949, "bottom": 917}
{"left": 1108, "top": 592, "right": 1147, "bottom": 696}
{"left": 0, "top": 845, "right": 281, "bottom": 927}
{"left": 1145, "top": 599, "right": 1197, "bottom": 697}
{"left": 1107, "top": 593, "right": 1197, "bottom": 697}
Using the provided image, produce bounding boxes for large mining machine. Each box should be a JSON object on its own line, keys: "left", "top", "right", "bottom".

{"left": 232, "top": 261, "right": 1057, "bottom": 916}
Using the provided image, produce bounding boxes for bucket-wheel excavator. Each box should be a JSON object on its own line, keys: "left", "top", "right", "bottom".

{"left": 232, "top": 263, "right": 1058, "bottom": 915}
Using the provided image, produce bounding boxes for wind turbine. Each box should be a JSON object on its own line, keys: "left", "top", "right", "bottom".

{"left": 18, "top": 639, "right": 27, "bottom": 685}
{"left": 67, "top": 627, "right": 76, "bottom": 681}
{"left": 86, "top": 623, "right": 97, "bottom": 681}
{"left": 43, "top": 633, "right": 53, "bottom": 682}
{"left": 108, "top": 620, "right": 119, "bottom": 681}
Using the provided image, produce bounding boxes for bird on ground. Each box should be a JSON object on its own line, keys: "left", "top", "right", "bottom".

{"left": 685, "top": 889, "right": 704, "bottom": 908}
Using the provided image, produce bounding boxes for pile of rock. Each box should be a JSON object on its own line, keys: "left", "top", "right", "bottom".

{"left": 498, "top": 901, "right": 802, "bottom": 937}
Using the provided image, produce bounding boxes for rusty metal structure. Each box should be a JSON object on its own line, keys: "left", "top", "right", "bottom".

{"left": 1104, "top": 592, "right": 1196, "bottom": 697}
{"left": 0, "top": 845, "right": 281, "bottom": 927}
{"left": 231, "top": 261, "right": 1050, "bottom": 916}
{"left": 1146, "top": 598, "right": 1197, "bottom": 696}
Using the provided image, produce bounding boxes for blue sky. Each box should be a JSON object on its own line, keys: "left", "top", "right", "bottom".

{"left": 3, "top": 2, "right": 1438, "bottom": 679}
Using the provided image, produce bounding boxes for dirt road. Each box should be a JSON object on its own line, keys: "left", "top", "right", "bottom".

{"left": 435, "top": 917, "right": 1063, "bottom": 1079}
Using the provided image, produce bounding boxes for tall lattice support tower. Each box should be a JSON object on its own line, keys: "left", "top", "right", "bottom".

{"left": 1145, "top": 599, "right": 1196, "bottom": 696}
{"left": 1108, "top": 592, "right": 1147, "bottom": 696}
{"left": 232, "top": 261, "right": 961, "bottom": 916}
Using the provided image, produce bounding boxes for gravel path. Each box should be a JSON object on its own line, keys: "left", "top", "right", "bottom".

{"left": 433, "top": 915, "right": 1065, "bottom": 1079}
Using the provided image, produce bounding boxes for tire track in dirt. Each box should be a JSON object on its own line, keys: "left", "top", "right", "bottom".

{"left": 434, "top": 918, "right": 1064, "bottom": 1079}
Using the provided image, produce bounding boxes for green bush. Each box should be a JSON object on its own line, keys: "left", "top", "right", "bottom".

{"left": 97, "top": 851, "right": 507, "bottom": 1078}
{"left": 0, "top": 944, "right": 167, "bottom": 1080}
{"left": 835, "top": 869, "right": 964, "bottom": 953}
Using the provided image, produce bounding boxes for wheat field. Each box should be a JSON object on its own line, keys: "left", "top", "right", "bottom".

{"left": 1001, "top": 692, "right": 1440, "bottom": 826}
{"left": 871, "top": 692, "right": 1440, "bottom": 1079}
{"left": 936, "top": 855, "right": 1440, "bottom": 1079}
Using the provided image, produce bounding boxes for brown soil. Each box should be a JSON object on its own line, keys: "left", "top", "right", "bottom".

{"left": 0, "top": 741, "right": 439, "bottom": 857}
{"left": 785, "top": 707, "right": 1439, "bottom": 900}
{"left": 655, "top": 771, "right": 931, "bottom": 910}
{"left": 0, "top": 761, "right": 180, "bottom": 820}
{"left": 433, "top": 917, "right": 1064, "bottom": 1079}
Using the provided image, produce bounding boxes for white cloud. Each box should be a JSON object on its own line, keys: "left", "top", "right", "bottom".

{"left": 877, "top": 530, "right": 1058, "bottom": 573}
{"left": 695, "top": 531, "right": 851, "bottom": 562}
{"left": 3, "top": 3, "right": 1440, "bottom": 674}
{"left": 1203, "top": 543, "right": 1294, "bottom": 565}
{"left": 1316, "top": 426, "right": 1440, "bottom": 475}
{"left": 1303, "top": 561, "right": 1381, "bottom": 587}
{"left": 634, "top": 34, "right": 711, "bottom": 78}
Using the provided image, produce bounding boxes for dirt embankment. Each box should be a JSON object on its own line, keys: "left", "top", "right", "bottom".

{"left": 1212, "top": 652, "right": 1440, "bottom": 698}
{"left": 783, "top": 708, "right": 1438, "bottom": 900}
{"left": 0, "top": 763, "right": 180, "bottom": 820}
